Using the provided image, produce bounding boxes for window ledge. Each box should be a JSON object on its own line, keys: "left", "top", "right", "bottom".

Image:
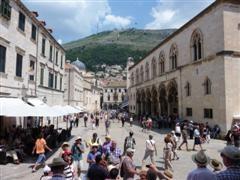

{"left": 0, "top": 72, "right": 8, "bottom": 78}
{"left": 41, "top": 53, "right": 46, "bottom": 58}
{"left": 17, "top": 28, "right": 26, "bottom": 36}
{"left": 30, "top": 38, "right": 37, "bottom": 44}
{"left": 14, "top": 76, "right": 24, "bottom": 82}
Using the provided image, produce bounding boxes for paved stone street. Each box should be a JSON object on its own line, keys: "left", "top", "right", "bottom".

{"left": 0, "top": 119, "right": 226, "bottom": 180}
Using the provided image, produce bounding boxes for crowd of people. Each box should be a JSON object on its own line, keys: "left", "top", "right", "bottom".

{"left": 0, "top": 124, "right": 71, "bottom": 165}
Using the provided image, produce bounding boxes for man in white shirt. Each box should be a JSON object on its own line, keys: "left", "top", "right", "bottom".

{"left": 187, "top": 150, "right": 216, "bottom": 180}
{"left": 193, "top": 125, "right": 203, "bottom": 151}
{"left": 142, "top": 135, "right": 157, "bottom": 168}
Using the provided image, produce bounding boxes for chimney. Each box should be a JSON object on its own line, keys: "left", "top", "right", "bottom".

{"left": 31, "top": 11, "right": 39, "bottom": 17}
{"left": 47, "top": 28, "right": 53, "bottom": 33}
{"left": 39, "top": 21, "right": 46, "bottom": 26}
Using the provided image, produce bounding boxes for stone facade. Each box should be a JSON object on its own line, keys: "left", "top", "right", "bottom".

{"left": 127, "top": 0, "right": 240, "bottom": 134}
{"left": 103, "top": 81, "right": 127, "bottom": 109}
{"left": 0, "top": 0, "right": 65, "bottom": 105}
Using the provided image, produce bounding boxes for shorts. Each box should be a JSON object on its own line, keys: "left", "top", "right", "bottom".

{"left": 73, "top": 160, "right": 83, "bottom": 170}
{"left": 194, "top": 137, "right": 201, "bottom": 145}
{"left": 36, "top": 153, "right": 46, "bottom": 164}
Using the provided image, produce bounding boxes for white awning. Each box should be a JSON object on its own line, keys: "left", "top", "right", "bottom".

{"left": 52, "top": 105, "right": 81, "bottom": 115}
{"left": 75, "top": 106, "right": 86, "bottom": 112}
{"left": 28, "top": 98, "right": 47, "bottom": 107}
{"left": 65, "top": 105, "right": 82, "bottom": 114}
{"left": 233, "top": 115, "right": 240, "bottom": 119}
{"left": 0, "top": 98, "right": 38, "bottom": 117}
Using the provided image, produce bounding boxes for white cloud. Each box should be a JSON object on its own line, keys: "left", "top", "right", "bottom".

{"left": 102, "top": 15, "right": 132, "bottom": 28}
{"left": 24, "top": 0, "right": 132, "bottom": 42}
{"left": 145, "top": 0, "right": 214, "bottom": 30}
{"left": 57, "top": 39, "right": 62, "bottom": 44}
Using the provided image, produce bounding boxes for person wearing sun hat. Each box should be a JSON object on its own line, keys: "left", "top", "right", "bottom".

{"left": 209, "top": 159, "right": 223, "bottom": 173}
{"left": 48, "top": 157, "right": 67, "bottom": 180}
{"left": 187, "top": 150, "right": 217, "bottom": 180}
{"left": 216, "top": 145, "right": 240, "bottom": 180}
{"left": 87, "top": 143, "right": 101, "bottom": 168}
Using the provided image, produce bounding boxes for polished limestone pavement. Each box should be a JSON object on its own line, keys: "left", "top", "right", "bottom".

{"left": 0, "top": 119, "right": 226, "bottom": 180}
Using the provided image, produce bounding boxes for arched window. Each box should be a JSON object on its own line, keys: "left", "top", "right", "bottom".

{"left": 191, "top": 29, "right": 203, "bottom": 61}
{"left": 204, "top": 77, "right": 211, "bottom": 95}
{"left": 136, "top": 68, "right": 139, "bottom": 84}
{"left": 185, "top": 81, "right": 191, "bottom": 96}
{"left": 131, "top": 72, "right": 134, "bottom": 86}
{"left": 140, "top": 65, "right": 144, "bottom": 82}
{"left": 169, "top": 44, "right": 178, "bottom": 70}
{"left": 145, "top": 62, "right": 149, "bottom": 81}
{"left": 159, "top": 51, "right": 165, "bottom": 75}
{"left": 152, "top": 57, "right": 157, "bottom": 78}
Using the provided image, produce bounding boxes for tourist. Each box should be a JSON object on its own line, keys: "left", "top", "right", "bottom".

{"left": 40, "top": 165, "right": 52, "bottom": 180}
{"left": 87, "top": 143, "right": 101, "bottom": 167}
{"left": 71, "top": 136, "right": 84, "bottom": 178}
{"left": 48, "top": 157, "right": 67, "bottom": 180}
{"left": 231, "top": 125, "right": 240, "bottom": 147}
{"left": 84, "top": 113, "right": 88, "bottom": 127}
{"left": 59, "top": 142, "right": 70, "bottom": 157}
{"left": 86, "top": 133, "right": 102, "bottom": 153}
{"left": 129, "top": 116, "right": 133, "bottom": 127}
{"left": 32, "top": 133, "right": 52, "bottom": 173}
{"left": 121, "top": 115, "right": 125, "bottom": 127}
{"left": 187, "top": 150, "right": 216, "bottom": 180}
{"left": 163, "top": 136, "right": 173, "bottom": 171}
{"left": 193, "top": 125, "right": 203, "bottom": 151}
{"left": 189, "top": 121, "right": 194, "bottom": 139}
{"left": 142, "top": 135, "right": 157, "bottom": 167}
{"left": 124, "top": 131, "right": 136, "bottom": 154}
{"left": 224, "top": 130, "right": 232, "bottom": 145}
{"left": 216, "top": 145, "right": 240, "bottom": 180}
{"left": 87, "top": 154, "right": 109, "bottom": 180}
{"left": 106, "top": 140, "right": 122, "bottom": 165}
{"left": 91, "top": 114, "right": 96, "bottom": 130}
{"left": 209, "top": 159, "right": 223, "bottom": 173}
{"left": 121, "top": 148, "right": 139, "bottom": 180}
{"left": 170, "top": 131, "right": 179, "bottom": 160}
{"left": 95, "top": 113, "right": 100, "bottom": 128}
{"left": 178, "top": 125, "right": 189, "bottom": 151}
{"left": 75, "top": 114, "right": 79, "bottom": 127}
{"left": 106, "top": 165, "right": 119, "bottom": 180}
{"left": 175, "top": 123, "right": 181, "bottom": 142}
{"left": 102, "top": 135, "right": 112, "bottom": 155}
{"left": 105, "top": 118, "right": 111, "bottom": 136}
{"left": 62, "top": 151, "right": 74, "bottom": 180}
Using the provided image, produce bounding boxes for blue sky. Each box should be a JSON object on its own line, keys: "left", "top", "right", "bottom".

{"left": 23, "top": 0, "right": 214, "bottom": 43}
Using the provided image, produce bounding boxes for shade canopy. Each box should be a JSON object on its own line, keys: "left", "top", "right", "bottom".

{"left": 0, "top": 97, "right": 38, "bottom": 117}
{"left": 233, "top": 115, "right": 240, "bottom": 119}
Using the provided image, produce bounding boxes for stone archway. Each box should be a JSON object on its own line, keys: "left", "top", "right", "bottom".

{"left": 136, "top": 90, "right": 141, "bottom": 115}
{"left": 159, "top": 84, "right": 168, "bottom": 116}
{"left": 167, "top": 80, "right": 178, "bottom": 115}
{"left": 151, "top": 86, "right": 159, "bottom": 116}
{"left": 146, "top": 89, "right": 151, "bottom": 116}
{"left": 141, "top": 90, "right": 146, "bottom": 115}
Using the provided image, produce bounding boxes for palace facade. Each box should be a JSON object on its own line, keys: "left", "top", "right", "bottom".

{"left": 127, "top": 0, "right": 240, "bottom": 133}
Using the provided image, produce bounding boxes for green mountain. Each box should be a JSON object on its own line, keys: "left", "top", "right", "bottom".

{"left": 63, "top": 28, "right": 176, "bottom": 72}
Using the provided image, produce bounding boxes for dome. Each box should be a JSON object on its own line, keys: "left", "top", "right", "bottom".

{"left": 71, "top": 58, "right": 86, "bottom": 71}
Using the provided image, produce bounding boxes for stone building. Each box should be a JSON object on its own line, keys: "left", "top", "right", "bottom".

{"left": 103, "top": 81, "right": 127, "bottom": 110}
{"left": 0, "top": 0, "right": 65, "bottom": 105}
{"left": 64, "top": 59, "right": 102, "bottom": 113}
{"left": 127, "top": 0, "right": 240, "bottom": 133}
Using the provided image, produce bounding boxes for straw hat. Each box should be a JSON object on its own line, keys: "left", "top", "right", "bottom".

{"left": 192, "top": 150, "right": 209, "bottom": 166}
{"left": 91, "top": 143, "right": 99, "bottom": 148}
{"left": 61, "top": 142, "right": 69, "bottom": 148}
{"left": 105, "top": 135, "right": 111, "bottom": 139}
{"left": 164, "top": 169, "right": 173, "bottom": 179}
{"left": 209, "top": 159, "right": 223, "bottom": 171}
{"left": 48, "top": 157, "right": 67, "bottom": 167}
{"left": 75, "top": 136, "right": 82, "bottom": 141}
{"left": 220, "top": 145, "right": 240, "bottom": 160}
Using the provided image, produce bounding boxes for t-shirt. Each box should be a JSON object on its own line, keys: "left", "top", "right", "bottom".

{"left": 71, "top": 143, "right": 84, "bottom": 161}
{"left": 187, "top": 167, "right": 217, "bottom": 180}
{"left": 125, "top": 137, "right": 135, "bottom": 149}
{"left": 122, "top": 156, "right": 135, "bottom": 179}
{"left": 87, "top": 163, "right": 109, "bottom": 180}
{"left": 130, "top": 118, "right": 133, "bottom": 122}
{"left": 87, "top": 151, "right": 101, "bottom": 167}
{"left": 146, "top": 140, "right": 155, "bottom": 151}
{"left": 36, "top": 138, "right": 46, "bottom": 154}
{"left": 194, "top": 129, "right": 200, "bottom": 138}
{"left": 64, "top": 165, "right": 73, "bottom": 180}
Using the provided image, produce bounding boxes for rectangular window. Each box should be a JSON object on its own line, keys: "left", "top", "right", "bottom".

{"left": 31, "top": 24, "right": 37, "bottom": 41}
{"left": 54, "top": 74, "right": 57, "bottom": 89}
{"left": 49, "top": 45, "right": 53, "bottom": 61}
{"left": 55, "top": 51, "right": 58, "bottom": 65}
{"left": 60, "top": 75, "right": 62, "bottom": 90}
{"left": 41, "top": 38, "right": 46, "bottom": 56}
{"left": 29, "top": 60, "right": 35, "bottom": 81}
{"left": 16, "top": 54, "right": 22, "bottom": 77}
{"left": 60, "top": 55, "right": 63, "bottom": 68}
{"left": 48, "top": 72, "right": 54, "bottom": 88}
{"left": 18, "top": 12, "right": 25, "bottom": 31}
{"left": 40, "top": 68, "right": 44, "bottom": 85}
{"left": 186, "top": 108, "right": 192, "bottom": 116}
{"left": 204, "top": 108, "right": 213, "bottom": 119}
{"left": 0, "top": 45, "right": 6, "bottom": 73}
{"left": 1, "top": 0, "right": 11, "bottom": 20}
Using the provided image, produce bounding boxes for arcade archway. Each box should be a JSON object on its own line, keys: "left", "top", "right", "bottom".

{"left": 159, "top": 84, "right": 168, "bottom": 116}
{"left": 167, "top": 80, "right": 178, "bottom": 115}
